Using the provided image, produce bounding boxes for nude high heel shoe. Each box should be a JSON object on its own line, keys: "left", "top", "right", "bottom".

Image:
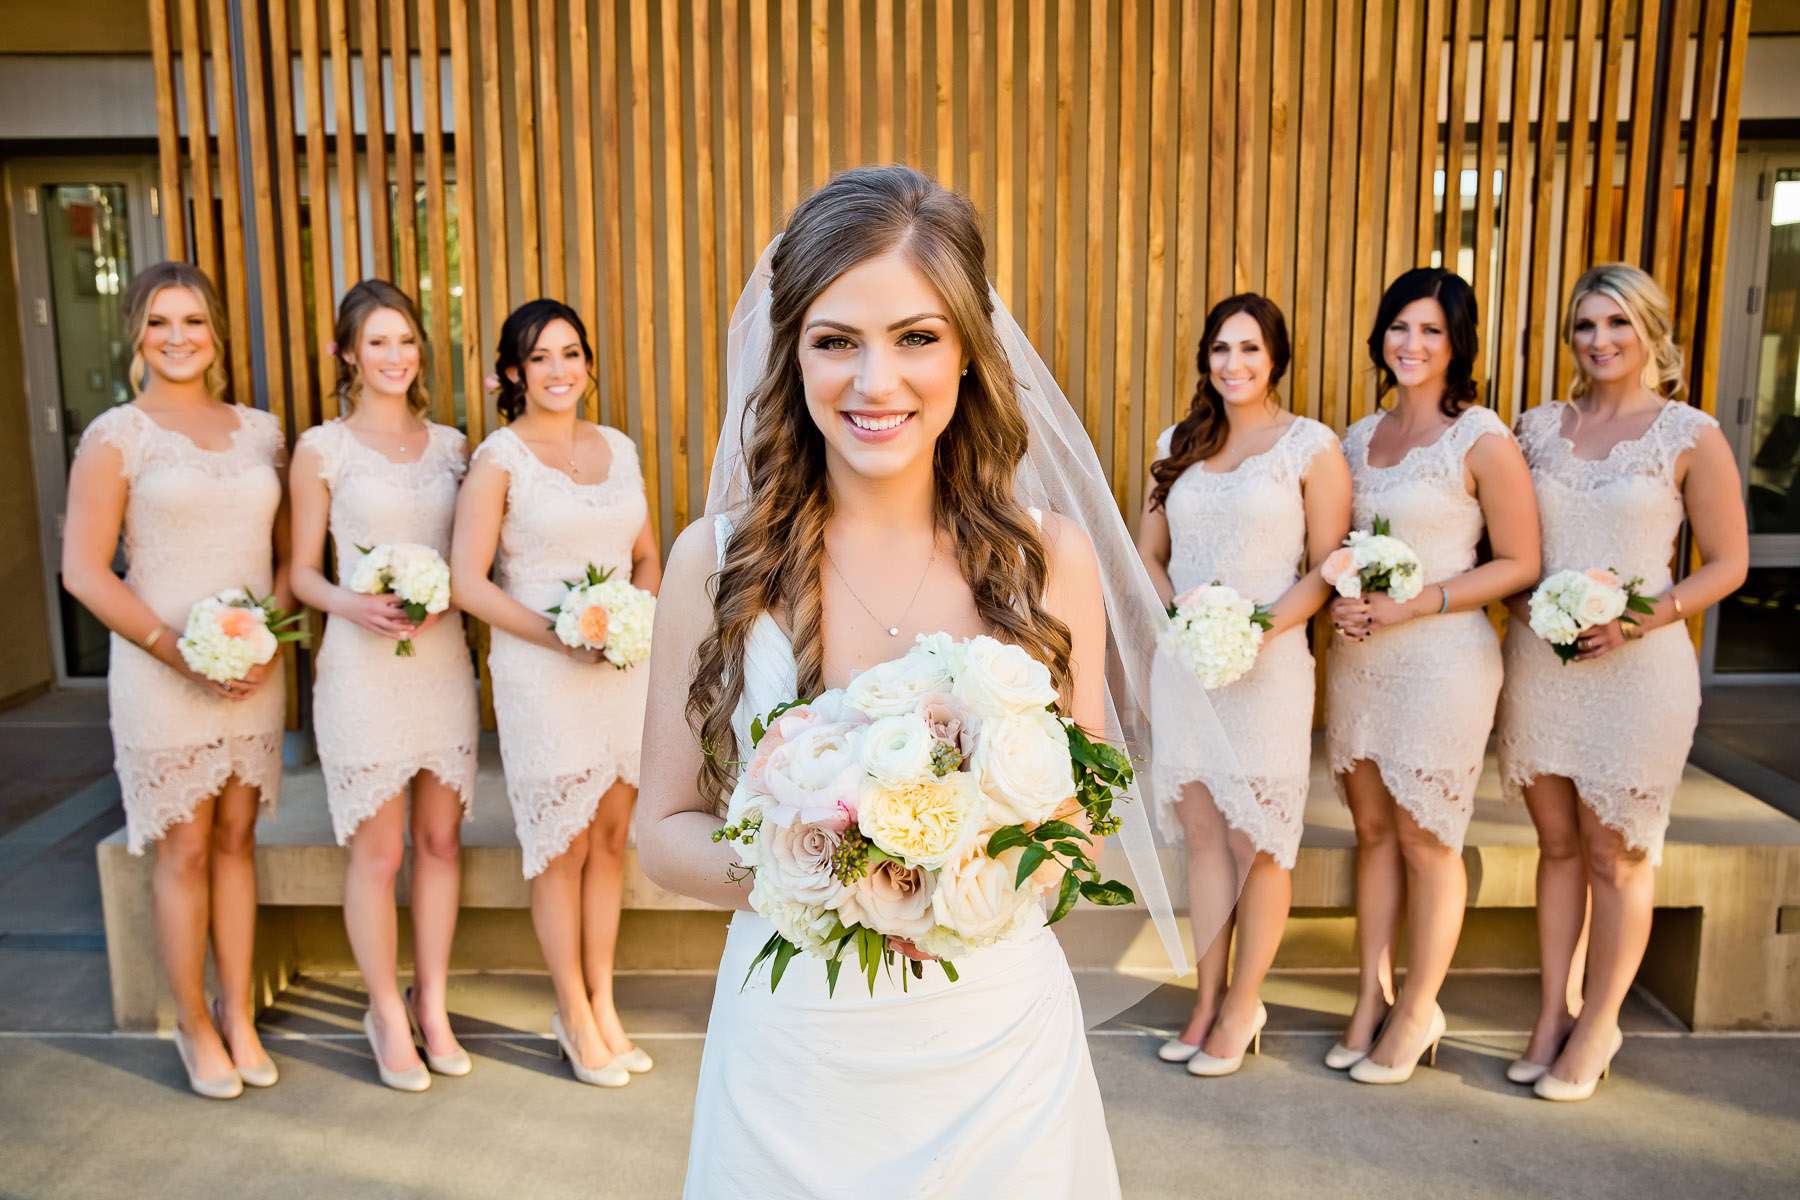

{"left": 1185, "top": 1004, "right": 1268, "bottom": 1078}
{"left": 616, "top": 1045, "right": 654, "bottom": 1074}
{"left": 173, "top": 1025, "right": 243, "bottom": 1100}
{"left": 363, "top": 1009, "right": 430, "bottom": 1092}
{"left": 1533, "top": 1028, "right": 1623, "bottom": 1103}
{"left": 1325, "top": 1005, "right": 1390, "bottom": 1071}
{"left": 213, "top": 997, "right": 278, "bottom": 1088}
{"left": 405, "top": 987, "right": 472, "bottom": 1077}
{"left": 550, "top": 1011, "right": 630, "bottom": 1088}
{"left": 1158, "top": 1037, "right": 1203, "bottom": 1064}
{"left": 1505, "top": 1058, "right": 1551, "bottom": 1085}
{"left": 1348, "top": 1005, "right": 1447, "bottom": 1085}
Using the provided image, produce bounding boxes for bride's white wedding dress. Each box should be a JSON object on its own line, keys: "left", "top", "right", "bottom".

{"left": 681, "top": 520, "right": 1121, "bottom": 1200}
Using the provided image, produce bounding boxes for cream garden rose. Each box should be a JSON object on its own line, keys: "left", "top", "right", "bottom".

{"left": 844, "top": 652, "right": 954, "bottom": 718}
{"left": 972, "top": 708, "right": 1073, "bottom": 825}
{"left": 857, "top": 771, "right": 985, "bottom": 870}
{"left": 757, "top": 817, "right": 851, "bottom": 909}
{"left": 859, "top": 712, "right": 936, "bottom": 786}
{"left": 953, "top": 635, "right": 1060, "bottom": 718}
{"left": 920, "top": 844, "right": 1048, "bottom": 956}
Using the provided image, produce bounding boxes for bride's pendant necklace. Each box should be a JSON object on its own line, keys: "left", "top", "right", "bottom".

{"left": 826, "top": 542, "right": 935, "bottom": 638}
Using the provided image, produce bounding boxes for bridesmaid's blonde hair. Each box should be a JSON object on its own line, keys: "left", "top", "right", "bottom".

{"left": 1563, "top": 263, "right": 1685, "bottom": 400}
{"left": 122, "top": 261, "right": 230, "bottom": 401}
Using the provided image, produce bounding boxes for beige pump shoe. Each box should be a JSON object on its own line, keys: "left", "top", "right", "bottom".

{"left": 405, "top": 987, "right": 472, "bottom": 1077}
{"left": 363, "top": 1009, "right": 430, "bottom": 1092}
{"left": 550, "top": 1011, "right": 630, "bottom": 1088}
{"left": 213, "top": 998, "right": 278, "bottom": 1088}
{"left": 1185, "top": 1004, "right": 1268, "bottom": 1078}
{"left": 1533, "top": 1028, "right": 1623, "bottom": 1102}
{"left": 1348, "top": 1005, "right": 1447, "bottom": 1085}
{"left": 173, "top": 1025, "right": 243, "bottom": 1100}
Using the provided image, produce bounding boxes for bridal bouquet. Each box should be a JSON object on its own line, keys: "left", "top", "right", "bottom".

{"left": 177, "top": 588, "right": 307, "bottom": 683}
{"left": 349, "top": 542, "right": 451, "bottom": 656}
{"left": 1162, "top": 583, "right": 1273, "bottom": 690}
{"left": 715, "top": 633, "right": 1137, "bottom": 995}
{"left": 548, "top": 563, "right": 655, "bottom": 669}
{"left": 1321, "top": 516, "right": 1424, "bottom": 603}
{"left": 1528, "top": 568, "right": 1654, "bottom": 663}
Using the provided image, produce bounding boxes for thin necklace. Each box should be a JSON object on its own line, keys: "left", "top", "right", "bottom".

{"left": 825, "top": 541, "right": 935, "bottom": 638}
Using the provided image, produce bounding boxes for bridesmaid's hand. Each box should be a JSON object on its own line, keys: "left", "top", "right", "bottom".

{"left": 411, "top": 609, "right": 447, "bottom": 637}
{"left": 341, "top": 592, "right": 417, "bottom": 641}
{"left": 1362, "top": 591, "right": 1420, "bottom": 634}
{"left": 1330, "top": 596, "right": 1371, "bottom": 641}
{"left": 1574, "top": 619, "right": 1630, "bottom": 661}
{"left": 224, "top": 658, "right": 275, "bottom": 702}
{"left": 560, "top": 642, "right": 605, "bottom": 666}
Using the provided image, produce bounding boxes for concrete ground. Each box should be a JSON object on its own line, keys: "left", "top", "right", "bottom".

{"left": 2, "top": 690, "right": 1798, "bottom": 1198}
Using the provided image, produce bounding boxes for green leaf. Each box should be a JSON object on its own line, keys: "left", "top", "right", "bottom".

{"left": 1050, "top": 839, "right": 1088, "bottom": 858}
{"left": 740, "top": 931, "right": 785, "bottom": 992}
{"left": 769, "top": 937, "right": 799, "bottom": 992}
{"left": 1015, "top": 843, "right": 1050, "bottom": 888}
{"left": 402, "top": 600, "right": 429, "bottom": 624}
{"left": 1079, "top": 879, "right": 1136, "bottom": 906}
{"left": 1047, "top": 870, "right": 1081, "bottom": 925}
{"left": 824, "top": 954, "right": 843, "bottom": 997}
{"left": 985, "top": 825, "right": 1033, "bottom": 856}
{"left": 1626, "top": 595, "right": 1656, "bottom": 615}
{"left": 1032, "top": 820, "right": 1087, "bottom": 843}
{"left": 940, "top": 960, "right": 959, "bottom": 982}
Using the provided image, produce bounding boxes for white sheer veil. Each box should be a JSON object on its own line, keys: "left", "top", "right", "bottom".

{"left": 707, "top": 237, "right": 1252, "bottom": 1026}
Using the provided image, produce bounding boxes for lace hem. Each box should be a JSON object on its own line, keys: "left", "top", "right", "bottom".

{"left": 120, "top": 732, "right": 283, "bottom": 855}
{"left": 1497, "top": 748, "right": 1670, "bottom": 866}
{"left": 1328, "top": 747, "right": 1475, "bottom": 853}
{"left": 509, "top": 761, "right": 639, "bottom": 878}
{"left": 1152, "top": 766, "right": 1307, "bottom": 869}
{"left": 324, "top": 745, "right": 479, "bottom": 845}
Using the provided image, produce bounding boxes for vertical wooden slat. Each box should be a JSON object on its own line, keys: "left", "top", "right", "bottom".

{"left": 1347, "top": 0, "right": 1385, "bottom": 424}
{"left": 1471, "top": 0, "right": 1504, "bottom": 378}
{"left": 1555, "top": 0, "right": 1601, "bottom": 400}
{"left": 1441, "top": 0, "right": 1473, "bottom": 273}
{"left": 1676, "top": 0, "right": 1727, "bottom": 353}
{"left": 476, "top": 0, "right": 509, "bottom": 364}
{"left": 448, "top": 0, "right": 482, "bottom": 435}
{"left": 1382, "top": 0, "right": 1419, "bottom": 286}
{"left": 1293, "top": 0, "right": 1328, "bottom": 418}
{"left": 968, "top": 0, "right": 987, "bottom": 218}
{"left": 1524, "top": 0, "right": 1568, "bottom": 412}
{"left": 1233, "top": 0, "right": 1257, "bottom": 294}
{"left": 904, "top": 0, "right": 925, "bottom": 166}
{"left": 327, "top": 0, "right": 361, "bottom": 285}
{"left": 721, "top": 0, "right": 744, "bottom": 288}
{"left": 1172, "top": 0, "right": 1205, "bottom": 411}
{"left": 935, "top": 0, "right": 955, "bottom": 184}
{"left": 1080, "top": 0, "right": 1110, "bottom": 441}
{"left": 1111, "top": 0, "right": 1137, "bottom": 503}
{"left": 1265, "top": 0, "right": 1294, "bottom": 314}
{"left": 600, "top": 0, "right": 630, "bottom": 425}
{"left": 628, "top": 1, "right": 661, "bottom": 538}
{"left": 510, "top": 0, "right": 541, "bottom": 297}
{"left": 811, "top": 1, "right": 831, "bottom": 187}
{"left": 571, "top": 0, "right": 598, "bottom": 384}
{"left": 844, "top": 0, "right": 863, "bottom": 165}
{"left": 268, "top": 0, "right": 315, "bottom": 429}
{"left": 995, "top": 0, "right": 1015, "bottom": 302}
{"left": 149, "top": 0, "right": 186, "bottom": 260}
{"left": 204, "top": 0, "right": 251, "bottom": 406}
{"left": 694, "top": 0, "right": 722, "bottom": 463}
{"left": 237, "top": 0, "right": 285, "bottom": 424}
{"left": 177, "top": 0, "right": 217, "bottom": 281}
{"left": 1319, "top": 0, "right": 1359, "bottom": 429}
{"left": 876, "top": 0, "right": 896, "bottom": 162}
{"left": 661, "top": 0, "right": 691, "bottom": 529}
{"left": 1413, "top": 0, "right": 1445, "bottom": 265}
{"left": 538, "top": 0, "right": 566, "bottom": 300}
{"left": 415, "top": 0, "right": 450, "bottom": 426}
{"left": 1697, "top": 0, "right": 1750, "bottom": 416}
{"left": 389, "top": 0, "right": 418, "bottom": 295}
{"left": 1052, "top": 0, "right": 1077, "bottom": 383}
{"left": 1650, "top": 0, "right": 1695, "bottom": 283}
{"left": 302, "top": 0, "right": 338, "bottom": 416}
{"left": 1025, "top": 0, "right": 1048, "bottom": 342}
{"left": 1494, "top": 0, "right": 1537, "bottom": 425}
{"left": 750, "top": 1, "right": 771, "bottom": 247}
{"left": 781, "top": 0, "right": 800, "bottom": 215}
{"left": 1142, "top": 0, "right": 1174, "bottom": 464}
{"left": 360, "top": 0, "right": 391, "bottom": 280}
{"left": 1207, "top": 1, "right": 1236, "bottom": 303}
{"left": 1589, "top": 0, "right": 1629, "bottom": 262}
{"left": 1620, "top": 0, "right": 1662, "bottom": 262}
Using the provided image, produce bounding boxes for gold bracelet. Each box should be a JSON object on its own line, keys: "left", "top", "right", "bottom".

{"left": 140, "top": 626, "right": 163, "bottom": 652}
{"left": 1671, "top": 592, "right": 1685, "bottom": 619}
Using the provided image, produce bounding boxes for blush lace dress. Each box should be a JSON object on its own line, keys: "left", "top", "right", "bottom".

{"left": 1495, "top": 401, "right": 1716, "bottom": 864}
{"left": 76, "top": 403, "right": 288, "bottom": 853}
{"left": 1154, "top": 418, "right": 1341, "bottom": 867}
{"left": 1326, "top": 405, "right": 1512, "bottom": 852}
{"left": 474, "top": 424, "right": 650, "bottom": 878}
{"left": 298, "top": 419, "right": 479, "bottom": 843}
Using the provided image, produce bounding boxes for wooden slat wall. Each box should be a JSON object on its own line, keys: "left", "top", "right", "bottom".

{"left": 151, "top": 0, "right": 1751, "bottom": 718}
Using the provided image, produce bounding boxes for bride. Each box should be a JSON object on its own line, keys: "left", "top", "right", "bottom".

{"left": 637, "top": 165, "right": 1239, "bottom": 1198}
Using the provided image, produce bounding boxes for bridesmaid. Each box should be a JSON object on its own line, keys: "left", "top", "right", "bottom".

{"left": 62, "top": 262, "right": 288, "bottom": 1099}
{"left": 451, "top": 300, "right": 661, "bottom": 1087}
{"left": 1325, "top": 267, "right": 1540, "bottom": 1084}
{"left": 1136, "top": 295, "right": 1350, "bottom": 1075}
{"left": 1497, "top": 264, "right": 1746, "bottom": 1101}
{"left": 290, "top": 280, "right": 480, "bottom": 1091}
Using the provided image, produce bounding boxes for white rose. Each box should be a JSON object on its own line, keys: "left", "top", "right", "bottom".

{"left": 953, "top": 636, "right": 1059, "bottom": 718}
{"left": 748, "top": 874, "right": 839, "bottom": 956}
{"left": 757, "top": 818, "right": 850, "bottom": 909}
{"left": 972, "top": 709, "right": 1073, "bottom": 826}
{"left": 857, "top": 771, "right": 985, "bottom": 869}
{"left": 909, "top": 632, "right": 970, "bottom": 678}
{"left": 835, "top": 859, "right": 936, "bottom": 939}
{"left": 926, "top": 843, "right": 1045, "bottom": 945}
{"left": 758, "top": 720, "right": 864, "bottom": 830}
{"left": 1574, "top": 579, "right": 1625, "bottom": 628}
{"left": 844, "top": 652, "right": 954, "bottom": 719}
{"left": 859, "top": 713, "right": 936, "bottom": 786}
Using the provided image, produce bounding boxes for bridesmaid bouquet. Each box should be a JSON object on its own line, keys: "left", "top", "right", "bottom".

{"left": 548, "top": 563, "right": 656, "bottom": 669}
{"left": 177, "top": 588, "right": 307, "bottom": 683}
{"left": 714, "top": 633, "right": 1137, "bottom": 996}
{"left": 1527, "top": 568, "right": 1654, "bottom": 663}
{"left": 1162, "top": 583, "right": 1273, "bottom": 690}
{"left": 1321, "top": 516, "right": 1424, "bottom": 604}
{"left": 350, "top": 542, "right": 451, "bottom": 656}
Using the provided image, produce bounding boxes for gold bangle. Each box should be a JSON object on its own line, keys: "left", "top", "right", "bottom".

{"left": 1671, "top": 592, "right": 1685, "bottom": 619}
{"left": 140, "top": 626, "right": 163, "bottom": 651}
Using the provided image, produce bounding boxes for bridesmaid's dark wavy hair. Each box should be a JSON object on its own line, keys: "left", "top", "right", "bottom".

{"left": 1367, "top": 267, "right": 1480, "bottom": 417}
{"left": 493, "top": 299, "right": 596, "bottom": 423}
{"left": 1148, "top": 293, "right": 1291, "bottom": 511}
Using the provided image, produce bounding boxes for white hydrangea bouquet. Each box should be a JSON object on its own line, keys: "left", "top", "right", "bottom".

{"left": 714, "top": 632, "right": 1136, "bottom": 995}
{"left": 1321, "top": 516, "right": 1424, "bottom": 604}
{"left": 1528, "top": 568, "right": 1654, "bottom": 663}
{"left": 177, "top": 587, "right": 307, "bottom": 683}
{"left": 1162, "top": 583, "right": 1273, "bottom": 690}
{"left": 547, "top": 562, "right": 655, "bottom": 669}
{"left": 350, "top": 542, "right": 451, "bottom": 656}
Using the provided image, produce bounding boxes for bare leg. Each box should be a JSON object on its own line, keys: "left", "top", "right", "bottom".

{"left": 1550, "top": 807, "right": 1653, "bottom": 1084}
{"left": 153, "top": 797, "right": 233, "bottom": 1079}
{"left": 583, "top": 780, "right": 637, "bottom": 1056}
{"left": 1340, "top": 761, "right": 1401, "bottom": 1051}
{"left": 1521, "top": 777, "right": 1585, "bottom": 1066}
{"left": 1174, "top": 786, "right": 1237, "bottom": 1047}
{"left": 1367, "top": 805, "right": 1466, "bottom": 1069}
{"left": 1203, "top": 852, "right": 1291, "bottom": 1058}
{"left": 210, "top": 780, "right": 271, "bottom": 1071}
{"left": 408, "top": 772, "right": 467, "bottom": 1059}
{"left": 343, "top": 790, "right": 420, "bottom": 1071}
{"left": 530, "top": 834, "right": 608, "bottom": 1069}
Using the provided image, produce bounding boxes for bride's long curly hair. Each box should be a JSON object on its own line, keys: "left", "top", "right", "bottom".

{"left": 688, "top": 165, "right": 1072, "bottom": 813}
